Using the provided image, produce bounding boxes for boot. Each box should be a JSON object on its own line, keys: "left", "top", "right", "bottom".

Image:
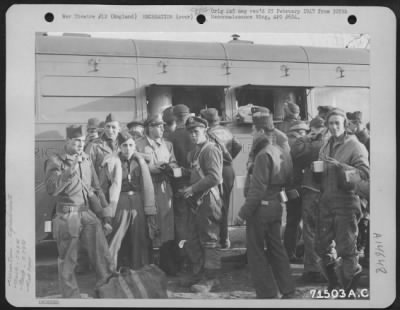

{"left": 345, "top": 264, "right": 363, "bottom": 295}
{"left": 190, "top": 269, "right": 220, "bottom": 293}
{"left": 178, "top": 261, "right": 204, "bottom": 287}
{"left": 318, "top": 259, "right": 340, "bottom": 292}
{"left": 190, "top": 248, "right": 221, "bottom": 293}
{"left": 335, "top": 261, "right": 363, "bottom": 297}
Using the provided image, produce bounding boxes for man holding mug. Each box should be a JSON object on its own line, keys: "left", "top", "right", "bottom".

{"left": 315, "top": 108, "right": 369, "bottom": 295}
{"left": 45, "top": 125, "right": 115, "bottom": 298}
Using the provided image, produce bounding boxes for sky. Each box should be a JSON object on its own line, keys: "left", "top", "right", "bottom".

{"left": 49, "top": 32, "right": 370, "bottom": 49}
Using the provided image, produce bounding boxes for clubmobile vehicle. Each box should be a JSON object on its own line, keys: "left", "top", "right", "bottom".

{"left": 35, "top": 33, "right": 369, "bottom": 243}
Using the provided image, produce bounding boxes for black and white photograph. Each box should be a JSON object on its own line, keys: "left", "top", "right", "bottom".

{"left": 5, "top": 5, "right": 396, "bottom": 307}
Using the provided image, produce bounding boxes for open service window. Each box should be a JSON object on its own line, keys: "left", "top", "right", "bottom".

{"left": 146, "top": 85, "right": 228, "bottom": 119}
{"left": 233, "top": 86, "right": 309, "bottom": 121}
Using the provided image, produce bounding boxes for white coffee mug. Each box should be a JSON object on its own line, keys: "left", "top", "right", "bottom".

{"left": 44, "top": 220, "right": 52, "bottom": 233}
{"left": 173, "top": 167, "right": 182, "bottom": 178}
{"left": 312, "top": 160, "right": 324, "bottom": 173}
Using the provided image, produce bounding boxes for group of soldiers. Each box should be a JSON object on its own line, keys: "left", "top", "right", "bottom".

{"left": 44, "top": 101, "right": 370, "bottom": 299}
{"left": 234, "top": 103, "right": 370, "bottom": 298}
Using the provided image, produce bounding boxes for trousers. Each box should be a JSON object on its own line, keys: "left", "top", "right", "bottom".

{"left": 246, "top": 201, "right": 295, "bottom": 298}
{"left": 184, "top": 191, "right": 222, "bottom": 273}
{"left": 315, "top": 205, "right": 361, "bottom": 280}
{"left": 283, "top": 196, "right": 302, "bottom": 258}
{"left": 52, "top": 209, "right": 115, "bottom": 298}
{"left": 220, "top": 165, "right": 235, "bottom": 245}
{"left": 301, "top": 189, "right": 321, "bottom": 272}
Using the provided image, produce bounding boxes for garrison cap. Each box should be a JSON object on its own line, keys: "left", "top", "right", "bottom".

{"left": 66, "top": 125, "right": 84, "bottom": 139}
{"left": 105, "top": 113, "right": 119, "bottom": 124}
{"left": 346, "top": 111, "right": 363, "bottom": 122}
{"left": 127, "top": 119, "right": 144, "bottom": 129}
{"left": 309, "top": 116, "right": 325, "bottom": 129}
{"left": 185, "top": 116, "right": 208, "bottom": 130}
{"left": 87, "top": 117, "right": 100, "bottom": 129}
{"left": 173, "top": 104, "right": 190, "bottom": 116}
{"left": 144, "top": 114, "right": 165, "bottom": 127}
{"left": 200, "top": 108, "right": 220, "bottom": 123}
{"left": 289, "top": 121, "right": 309, "bottom": 132}
{"left": 117, "top": 131, "right": 134, "bottom": 145}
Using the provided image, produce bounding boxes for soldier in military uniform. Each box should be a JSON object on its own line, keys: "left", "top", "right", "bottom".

{"left": 45, "top": 125, "right": 115, "bottom": 298}
{"left": 201, "top": 108, "right": 242, "bottom": 249}
{"left": 179, "top": 116, "right": 223, "bottom": 293}
{"left": 167, "top": 104, "right": 196, "bottom": 272}
{"left": 234, "top": 113, "right": 296, "bottom": 299}
{"left": 230, "top": 107, "right": 289, "bottom": 269}
{"left": 316, "top": 108, "right": 369, "bottom": 294}
{"left": 87, "top": 113, "right": 122, "bottom": 179}
{"left": 136, "top": 114, "right": 179, "bottom": 275}
{"left": 245, "top": 107, "right": 290, "bottom": 186}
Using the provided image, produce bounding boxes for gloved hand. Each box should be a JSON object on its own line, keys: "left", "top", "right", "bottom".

{"left": 181, "top": 167, "right": 191, "bottom": 177}
{"left": 103, "top": 217, "right": 113, "bottom": 236}
{"left": 146, "top": 215, "right": 160, "bottom": 240}
{"left": 159, "top": 163, "right": 174, "bottom": 177}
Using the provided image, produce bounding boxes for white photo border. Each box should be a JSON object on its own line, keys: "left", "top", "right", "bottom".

{"left": 5, "top": 4, "right": 396, "bottom": 308}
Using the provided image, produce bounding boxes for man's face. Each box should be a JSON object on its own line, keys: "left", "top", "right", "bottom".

{"left": 67, "top": 136, "right": 85, "bottom": 155}
{"left": 104, "top": 121, "right": 120, "bottom": 140}
{"left": 189, "top": 126, "right": 207, "bottom": 144}
{"left": 120, "top": 138, "right": 136, "bottom": 158}
{"left": 328, "top": 115, "right": 346, "bottom": 138}
{"left": 148, "top": 124, "right": 164, "bottom": 139}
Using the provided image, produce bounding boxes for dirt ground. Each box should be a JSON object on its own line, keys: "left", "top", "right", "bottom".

{"left": 36, "top": 243, "right": 370, "bottom": 300}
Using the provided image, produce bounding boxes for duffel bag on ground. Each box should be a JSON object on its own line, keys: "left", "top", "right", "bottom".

{"left": 96, "top": 264, "right": 168, "bottom": 298}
